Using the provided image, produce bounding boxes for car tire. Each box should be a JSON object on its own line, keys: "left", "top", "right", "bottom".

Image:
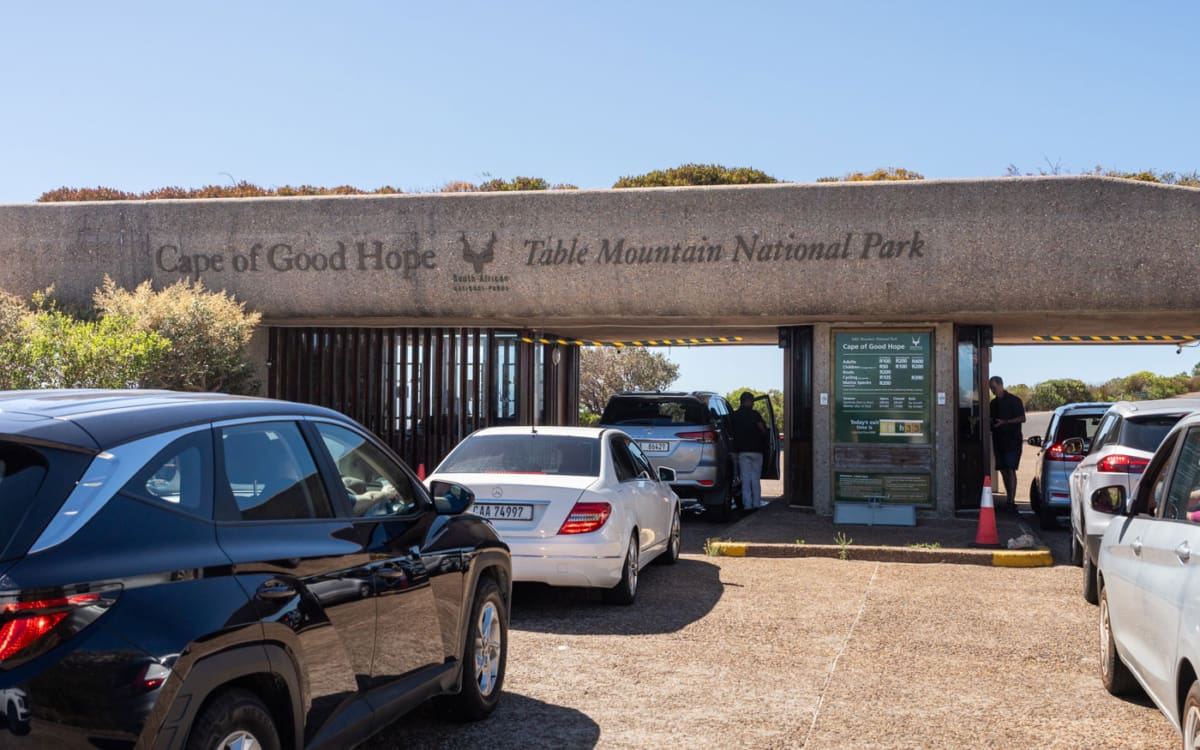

{"left": 603, "top": 532, "right": 639, "bottom": 605}
{"left": 1029, "top": 479, "right": 1041, "bottom": 514}
{"left": 704, "top": 483, "right": 732, "bottom": 523}
{"left": 1038, "top": 503, "right": 1057, "bottom": 530}
{"left": 1183, "top": 681, "right": 1200, "bottom": 750}
{"left": 1082, "top": 550, "right": 1099, "bottom": 605}
{"left": 440, "top": 576, "right": 507, "bottom": 721}
{"left": 656, "top": 504, "right": 681, "bottom": 565}
{"left": 185, "top": 688, "right": 280, "bottom": 750}
{"left": 1068, "top": 516, "right": 1083, "bottom": 567}
{"left": 1099, "top": 585, "right": 1139, "bottom": 696}
{"left": 5, "top": 702, "right": 28, "bottom": 736}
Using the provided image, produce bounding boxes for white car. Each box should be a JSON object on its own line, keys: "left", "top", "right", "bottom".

{"left": 427, "top": 426, "right": 681, "bottom": 604}
{"left": 1068, "top": 398, "right": 1200, "bottom": 604}
{"left": 1096, "top": 411, "right": 1200, "bottom": 749}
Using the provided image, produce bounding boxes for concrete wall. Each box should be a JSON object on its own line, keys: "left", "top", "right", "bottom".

{"left": 1, "top": 176, "right": 1197, "bottom": 342}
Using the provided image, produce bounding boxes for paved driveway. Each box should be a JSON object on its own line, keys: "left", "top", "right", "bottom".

{"left": 364, "top": 551, "right": 1174, "bottom": 749}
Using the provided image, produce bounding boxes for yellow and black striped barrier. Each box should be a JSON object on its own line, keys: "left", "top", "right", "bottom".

{"left": 1032, "top": 335, "right": 1200, "bottom": 343}
{"left": 520, "top": 336, "right": 744, "bottom": 347}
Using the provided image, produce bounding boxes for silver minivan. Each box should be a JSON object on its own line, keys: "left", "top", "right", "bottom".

{"left": 599, "top": 391, "right": 778, "bottom": 520}
{"left": 1027, "top": 402, "right": 1113, "bottom": 530}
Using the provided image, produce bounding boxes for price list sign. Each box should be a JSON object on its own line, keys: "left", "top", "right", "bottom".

{"left": 835, "top": 331, "right": 931, "bottom": 444}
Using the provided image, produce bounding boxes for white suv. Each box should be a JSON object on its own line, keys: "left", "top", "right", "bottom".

{"left": 1068, "top": 398, "right": 1200, "bottom": 604}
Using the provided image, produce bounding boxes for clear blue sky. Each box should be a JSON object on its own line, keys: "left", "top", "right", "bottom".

{"left": 3, "top": 2, "right": 1198, "bottom": 391}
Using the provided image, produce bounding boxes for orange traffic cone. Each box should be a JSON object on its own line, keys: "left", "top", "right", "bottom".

{"left": 417, "top": 463, "right": 426, "bottom": 481}
{"left": 974, "top": 476, "right": 1000, "bottom": 547}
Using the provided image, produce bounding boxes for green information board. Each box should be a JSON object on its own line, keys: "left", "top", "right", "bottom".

{"left": 835, "top": 331, "right": 931, "bottom": 444}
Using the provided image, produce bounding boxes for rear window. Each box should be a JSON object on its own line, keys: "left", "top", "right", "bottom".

{"left": 0, "top": 443, "right": 49, "bottom": 549}
{"left": 438, "top": 435, "right": 599, "bottom": 476}
{"left": 1119, "top": 414, "right": 1187, "bottom": 453}
{"left": 600, "top": 397, "right": 709, "bottom": 426}
{"left": 1052, "top": 413, "right": 1106, "bottom": 443}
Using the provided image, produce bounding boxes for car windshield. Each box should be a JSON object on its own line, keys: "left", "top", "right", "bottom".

{"left": 1120, "top": 414, "right": 1187, "bottom": 453}
{"left": 438, "top": 434, "right": 600, "bottom": 477}
{"left": 600, "top": 397, "right": 708, "bottom": 426}
{"left": 0, "top": 442, "right": 49, "bottom": 555}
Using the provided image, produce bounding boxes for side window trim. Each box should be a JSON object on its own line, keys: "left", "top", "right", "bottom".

{"left": 30, "top": 424, "right": 211, "bottom": 554}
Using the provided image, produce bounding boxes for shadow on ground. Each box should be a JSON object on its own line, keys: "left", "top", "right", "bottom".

{"left": 363, "top": 692, "right": 600, "bottom": 750}
{"left": 511, "top": 556, "right": 724, "bottom": 635}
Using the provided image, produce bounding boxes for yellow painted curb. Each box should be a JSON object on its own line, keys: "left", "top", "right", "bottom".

{"left": 992, "top": 548, "right": 1054, "bottom": 567}
{"left": 708, "top": 542, "right": 747, "bottom": 557}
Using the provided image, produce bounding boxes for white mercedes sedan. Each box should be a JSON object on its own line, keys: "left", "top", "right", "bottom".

{"left": 427, "top": 426, "right": 681, "bottom": 604}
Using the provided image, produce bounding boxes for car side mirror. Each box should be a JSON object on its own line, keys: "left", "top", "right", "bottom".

{"left": 429, "top": 480, "right": 475, "bottom": 515}
{"left": 1027, "top": 436, "right": 1043, "bottom": 448}
{"left": 657, "top": 466, "right": 676, "bottom": 483}
{"left": 1090, "top": 485, "right": 1126, "bottom": 515}
{"left": 1061, "top": 437, "right": 1086, "bottom": 457}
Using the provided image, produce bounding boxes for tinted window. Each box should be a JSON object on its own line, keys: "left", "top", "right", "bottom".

{"left": 1090, "top": 413, "right": 1120, "bottom": 451}
{"left": 1163, "top": 428, "right": 1200, "bottom": 521}
{"left": 220, "top": 422, "right": 332, "bottom": 521}
{"left": 1119, "top": 415, "right": 1186, "bottom": 453}
{"left": 315, "top": 422, "right": 421, "bottom": 517}
{"left": 1052, "top": 413, "right": 1106, "bottom": 444}
{"left": 0, "top": 443, "right": 49, "bottom": 550}
{"left": 601, "top": 397, "right": 709, "bottom": 426}
{"left": 610, "top": 439, "right": 639, "bottom": 482}
{"left": 438, "top": 434, "right": 599, "bottom": 476}
{"left": 627, "top": 440, "right": 655, "bottom": 478}
{"left": 119, "top": 430, "right": 211, "bottom": 514}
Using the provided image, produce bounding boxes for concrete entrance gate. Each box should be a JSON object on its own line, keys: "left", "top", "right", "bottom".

{"left": 2, "top": 176, "right": 1197, "bottom": 515}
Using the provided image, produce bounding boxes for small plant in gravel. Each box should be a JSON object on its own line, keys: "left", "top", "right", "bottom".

{"left": 907, "top": 542, "right": 942, "bottom": 549}
{"left": 834, "top": 532, "right": 853, "bottom": 560}
{"left": 795, "top": 539, "right": 806, "bottom": 545}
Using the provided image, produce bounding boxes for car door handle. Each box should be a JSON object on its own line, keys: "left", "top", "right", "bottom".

{"left": 1132, "top": 539, "right": 1143, "bottom": 556}
{"left": 256, "top": 580, "right": 297, "bottom": 600}
{"left": 1177, "top": 542, "right": 1191, "bottom": 564}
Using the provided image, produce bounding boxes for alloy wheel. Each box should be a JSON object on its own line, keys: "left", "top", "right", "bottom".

{"left": 215, "top": 730, "right": 261, "bottom": 750}
{"left": 1186, "top": 702, "right": 1200, "bottom": 750}
{"left": 1099, "top": 596, "right": 1112, "bottom": 680}
{"left": 474, "top": 600, "right": 502, "bottom": 697}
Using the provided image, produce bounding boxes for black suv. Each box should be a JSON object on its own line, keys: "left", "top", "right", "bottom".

{"left": 0, "top": 390, "right": 511, "bottom": 749}
{"left": 599, "top": 391, "right": 778, "bottom": 520}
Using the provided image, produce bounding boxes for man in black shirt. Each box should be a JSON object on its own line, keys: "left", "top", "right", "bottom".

{"left": 731, "top": 391, "right": 770, "bottom": 510}
{"left": 989, "top": 375, "right": 1026, "bottom": 512}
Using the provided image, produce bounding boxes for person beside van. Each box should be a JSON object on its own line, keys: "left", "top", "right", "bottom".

{"left": 731, "top": 391, "right": 769, "bottom": 511}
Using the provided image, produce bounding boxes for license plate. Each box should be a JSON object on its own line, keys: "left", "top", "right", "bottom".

{"left": 639, "top": 441, "right": 670, "bottom": 453}
{"left": 474, "top": 503, "right": 534, "bottom": 521}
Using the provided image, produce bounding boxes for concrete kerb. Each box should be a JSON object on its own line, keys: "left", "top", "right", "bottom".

{"left": 705, "top": 541, "right": 1054, "bottom": 566}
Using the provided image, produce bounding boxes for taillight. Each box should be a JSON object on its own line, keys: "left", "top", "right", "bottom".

{"left": 1097, "top": 454, "right": 1150, "bottom": 473}
{"left": 0, "top": 591, "right": 109, "bottom": 666}
{"left": 676, "top": 430, "right": 716, "bottom": 443}
{"left": 558, "top": 502, "right": 612, "bottom": 534}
